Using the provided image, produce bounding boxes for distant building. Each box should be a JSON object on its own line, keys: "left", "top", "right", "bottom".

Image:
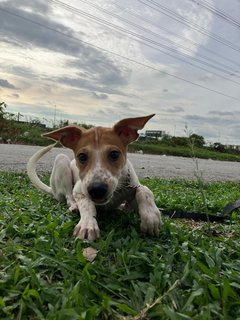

{"left": 145, "top": 130, "right": 166, "bottom": 140}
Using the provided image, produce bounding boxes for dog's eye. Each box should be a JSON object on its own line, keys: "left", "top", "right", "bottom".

{"left": 78, "top": 153, "right": 88, "bottom": 164}
{"left": 108, "top": 150, "right": 120, "bottom": 161}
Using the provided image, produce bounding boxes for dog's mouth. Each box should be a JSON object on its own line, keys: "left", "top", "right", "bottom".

{"left": 92, "top": 197, "right": 111, "bottom": 206}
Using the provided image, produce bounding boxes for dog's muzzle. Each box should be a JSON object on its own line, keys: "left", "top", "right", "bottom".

{"left": 87, "top": 182, "right": 109, "bottom": 204}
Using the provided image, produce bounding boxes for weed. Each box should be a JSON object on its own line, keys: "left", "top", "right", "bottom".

{"left": 185, "top": 125, "right": 209, "bottom": 227}
{"left": 1, "top": 172, "right": 240, "bottom": 319}
{"left": 130, "top": 141, "right": 240, "bottom": 162}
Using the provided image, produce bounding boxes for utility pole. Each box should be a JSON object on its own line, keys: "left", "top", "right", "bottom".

{"left": 173, "top": 125, "right": 176, "bottom": 136}
{"left": 17, "top": 112, "right": 23, "bottom": 122}
{"left": 53, "top": 104, "right": 57, "bottom": 128}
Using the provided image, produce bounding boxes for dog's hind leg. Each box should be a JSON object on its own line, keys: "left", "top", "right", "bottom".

{"left": 50, "top": 154, "right": 78, "bottom": 212}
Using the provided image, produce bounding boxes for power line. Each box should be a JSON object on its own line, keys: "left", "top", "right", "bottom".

{"left": 71, "top": 0, "right": 240, "bottom": 75}
{"left": 70, "top": 0, "right": 239, "bottom": 75}
{"left": 0, "top": 6, "right": 240, "bottom": 102}
{"left": 49, "top": 0, "right": 240, "bottom": 85}
{"left": 111, "top": 0, "right": 240, "bottom": 69}
{"left": 188, "top": 0, "right": 240, "bottom": 29}
{"left": 138, "top": 0, "right": 240, "bottom": 53}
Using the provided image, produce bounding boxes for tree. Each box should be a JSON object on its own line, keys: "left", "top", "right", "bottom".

{"left": 213, "top": 142, "right": 225, "bottom": 152}
{"left": 0, "top": 102, "right": 7, "bottom": 119}
{"left": 0, "top": 102, "right": 7, "bottom": 131}
{"left": 172, "top": 136, "right": 189, "bottom": 146}
{"left": 161, "top": 134, "right": 172, "bottom": 145}
{"left": 189, "top": 134, "right": 205, "bottom": 148}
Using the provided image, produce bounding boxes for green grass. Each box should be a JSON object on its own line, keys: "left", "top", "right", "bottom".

{"left": 1, "top": 172, "right": 240, "bottom": 319}
{"left": 130, "top": 142, "right": 240, "bottom": 162}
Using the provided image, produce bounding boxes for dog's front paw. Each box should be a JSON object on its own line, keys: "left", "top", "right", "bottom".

{"left": 140, "top": 207, "right": 163, "bottom": 236}
{"left": 73, "top": 218, "right": 100, "bottom": 241}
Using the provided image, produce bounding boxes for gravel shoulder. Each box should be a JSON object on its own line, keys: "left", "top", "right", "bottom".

{"left": 0, "top": 144, "right": 240, "bottom": 182}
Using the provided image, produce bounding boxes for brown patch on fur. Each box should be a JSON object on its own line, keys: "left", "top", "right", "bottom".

{"left": 74, "top": 127, "right": 127, "bottom": 179}
{"left": 42, "top": 115, "right": 155, "bottom": 180}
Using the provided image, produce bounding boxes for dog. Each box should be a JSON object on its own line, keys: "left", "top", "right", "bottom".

{"left": 27, "top": 114, "right": 162, "bottom": 240}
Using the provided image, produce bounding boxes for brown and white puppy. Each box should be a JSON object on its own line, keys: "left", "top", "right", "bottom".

{"left": 27, "top": 114, "right": 162, "bottom": 240}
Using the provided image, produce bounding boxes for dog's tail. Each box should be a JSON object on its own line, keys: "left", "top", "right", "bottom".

{"left": 27, "top": 143, "right": 57, "bottom": 195}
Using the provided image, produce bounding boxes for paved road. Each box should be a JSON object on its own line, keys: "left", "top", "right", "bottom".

{"left": 0, "top": 144, "right": 240, "bottom": 181}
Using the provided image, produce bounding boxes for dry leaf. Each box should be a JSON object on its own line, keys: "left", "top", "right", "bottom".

{"left": 82, "top": 247, "right": 98, "bottom": 262}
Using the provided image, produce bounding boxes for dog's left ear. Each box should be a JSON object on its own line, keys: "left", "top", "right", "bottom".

{"left": 113, "top": 114, "right": 155, "bottom": 145}
{"left": 42, "top": 125, "right": 85, "bottom": 150}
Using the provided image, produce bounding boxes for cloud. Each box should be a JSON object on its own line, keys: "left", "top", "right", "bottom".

{"left": 165, "top": 106, "right": 184, "bottom": 113}
{"left": 175, "top": 1, "right": 213, "bottom": 55}
{"left": 183, "top": 112, "right": 240, "bottom": 144}
{"left": 208, "top": 110, "right": 236, "bottom": 117}
{"left": 0, "top": 79, "right": 16, "bottom": 89}
{"left": 1, "top": 0, "right": 239, "bottom": 145}
{"left": 92, "top": 92, "right": 108, "bottom": 100}
{"left": 67, "top": 56, "right": 128, "bottom": 89}
{"left": 8, "top": 93, "right": 19, "bottom": 99}
{"left": 0, "top": 2, "right": 82, "bottom": 55}
{"left": 54, "top": 76, "right": 124, "bottom": 95}
{"left": 0, "top": 0, "right": 130, "bottom": 95}
{"left": 6, "top": 66, "right": 39, "bottom": 80}
{"left": 229, "top": 124, "right": 240, "bottom": 136}
{"left": 109, "top": 101, "right": 142, "bottom": 118}
{"left": 8, "top": 0, "right": 50, "bottom": 14}
{"left": 13, "top": 103, "right": 58, "bottom": 117}
{"left": 185, "top": 114, "right": 220, "bottom": 126}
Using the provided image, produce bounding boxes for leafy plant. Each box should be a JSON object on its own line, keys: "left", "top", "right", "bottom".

{"left": 129, "top": 141, "right": 240, "bottom": 162}
{"left": 1, "top": 172, "right": 240, "bottom": 319}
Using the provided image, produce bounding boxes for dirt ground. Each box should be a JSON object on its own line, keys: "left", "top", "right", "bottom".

{"left": 0, "top": 144, "right": 240, "bottom": 181}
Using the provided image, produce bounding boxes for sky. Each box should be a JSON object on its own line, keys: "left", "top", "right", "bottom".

{"left": 0, "top": 0, "right": 240, "bottom": 144}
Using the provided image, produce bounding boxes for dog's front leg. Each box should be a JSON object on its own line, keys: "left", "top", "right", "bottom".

{"left": 73, "top": 192, "right": 100, "bottom": 241}
{"left": 135, "top": 185, "right": 163, "bottom": 236}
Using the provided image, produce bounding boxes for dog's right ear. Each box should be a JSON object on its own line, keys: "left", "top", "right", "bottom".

{"left": 42, "top": 125, "right": 85, "bottom": 150}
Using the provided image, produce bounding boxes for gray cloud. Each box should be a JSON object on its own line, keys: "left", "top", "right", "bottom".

{"left": 0, "top": 79, "right": 16, "bottom": 89}
{"left": 0, "top": 2, "right": 82, "bottom": 56}
{"left": 81, "top": 101, "right": 149, "bottom": 125}
{"left": 229, "top": 124, "right": 240, "bottom": 134}
{"left": 185, "top": 114, "right": 213, "bottom": 122}
{"left": 20, "top": 104, "right": 60, "bottom": 117}
{"left": 114, "top": 101, "right": 132, "bottom": 109}
{"left": 68, "top": 57, "right": 128, "bottom": 88}
{"left": 8, "top": 0, "right": 50, "bottom": 14}
{"left": 8, "top": 93, "right": 20, "bottom": 99}
{"left": 187, "top": 112, "right": 240, "bottom": 126}
{"left": 0, "top": 0, "right": 129, "bottom": 92}
{"left": 184, "top": 113, "right": 234, "bottom": 128}
{"left": 54, "top": 76, "right": 123, "bottom": 95}
{"left": 165, "top": 106, "right": 184, "bottom": 113}
{"left": 208, "top": 110, "right": 239, "bottom": 117}
{"left": 184, "top": 113, "right": 240, "bottom": 142}
{"left": 109, "top": 101, "right": 142, "bottom": 119}
{"left": 7, "top": 66, "right": 39, "bottom": 80}
{"left": 92, "top": 92, "right": 108, "bottom": 100}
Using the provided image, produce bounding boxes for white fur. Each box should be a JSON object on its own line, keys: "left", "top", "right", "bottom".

{"left": 27, "top": 125, "right": 162, "bottom": 240}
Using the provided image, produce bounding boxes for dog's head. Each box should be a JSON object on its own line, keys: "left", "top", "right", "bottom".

{"left": 43, "top": 114, "right": 154, "bottom": 205}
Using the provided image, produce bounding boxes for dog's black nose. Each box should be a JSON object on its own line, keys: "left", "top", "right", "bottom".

{"left": 87, "top": 182, "right": 108, "bottom": 202}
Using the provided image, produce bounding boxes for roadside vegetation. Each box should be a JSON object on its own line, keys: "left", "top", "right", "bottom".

{"left": 129, "top": 141, "right": 240, "bottom": 162}
{"left": 0, "top": 102, "right": 93, "bottom": 146}
{"left": 1, "top": 102, "right": 240, "bottom": 162}
{"left": 1, "top": 172, "right": 240, "bottom": 319}
{"left": 1, "top": 103, "right": 240, "bottom": 318}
